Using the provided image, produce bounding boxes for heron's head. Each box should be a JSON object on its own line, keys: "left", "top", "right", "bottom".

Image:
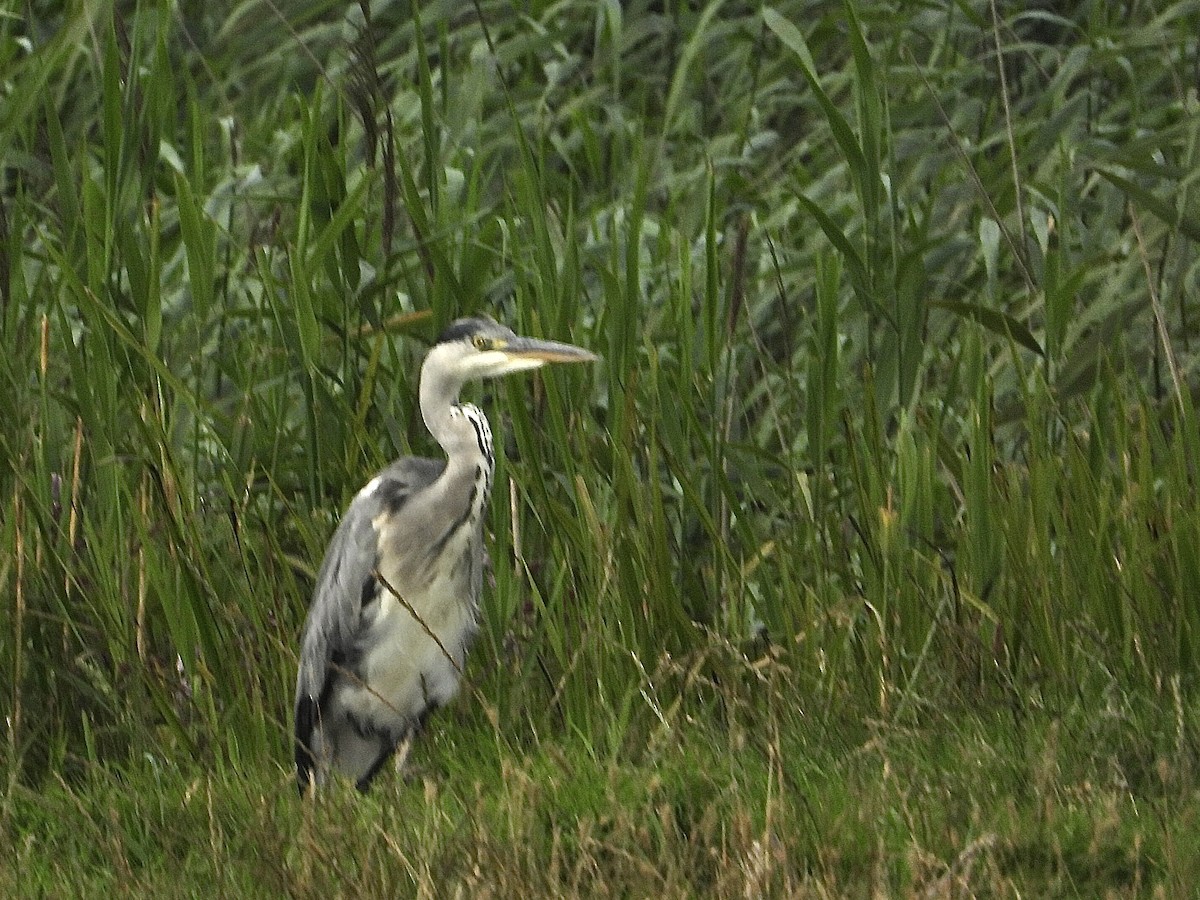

{"left": 425, "top": 316, "right": 598, "bottom": 385}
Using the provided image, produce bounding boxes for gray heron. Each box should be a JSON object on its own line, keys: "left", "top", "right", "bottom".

{"left": 294, "top": 316, "right": 597, "bottom": 793}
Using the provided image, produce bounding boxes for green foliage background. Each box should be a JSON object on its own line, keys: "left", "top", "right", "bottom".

{"left": 2, "top": 0, "right": 1200, "bottom": 893}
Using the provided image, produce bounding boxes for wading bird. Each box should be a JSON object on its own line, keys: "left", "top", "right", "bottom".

{"left": 294, "top": 316, "right": 597, "bottom": 794}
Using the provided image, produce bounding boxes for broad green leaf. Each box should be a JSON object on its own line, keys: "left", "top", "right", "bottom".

{"left": 930, "top": 298, "right": 1044, "bottom": 357}
{"left": 1097, "top": 168, "right": 1200, "bottom": 243}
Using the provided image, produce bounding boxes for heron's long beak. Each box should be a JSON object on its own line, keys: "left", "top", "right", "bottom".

{"left": 505, "top": 336, "right": 599, "bottom": 364}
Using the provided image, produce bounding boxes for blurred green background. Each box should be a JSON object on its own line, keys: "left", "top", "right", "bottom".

{"left": 2, "top": 0, "right": 1199, "bottom": 893}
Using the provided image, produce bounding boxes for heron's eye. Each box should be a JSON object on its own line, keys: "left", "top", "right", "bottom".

{"left": 472, "top": 335, "right": 490, "bottom": 351}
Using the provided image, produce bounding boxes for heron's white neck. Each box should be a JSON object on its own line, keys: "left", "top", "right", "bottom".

{"left": 418, "top": 349, "right": 494, "bottom": 475}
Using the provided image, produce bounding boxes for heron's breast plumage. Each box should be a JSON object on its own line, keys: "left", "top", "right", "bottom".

{"left": 337, "top": 409, "right": 494, "bottom": 736}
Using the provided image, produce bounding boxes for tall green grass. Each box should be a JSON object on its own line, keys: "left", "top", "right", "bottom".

{"left": 2, "top": 0, "right": 1200, "bottom": 892}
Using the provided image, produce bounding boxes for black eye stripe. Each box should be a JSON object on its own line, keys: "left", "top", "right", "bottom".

{"left": 437, "top": 317, "right": 490, "bottom": 344}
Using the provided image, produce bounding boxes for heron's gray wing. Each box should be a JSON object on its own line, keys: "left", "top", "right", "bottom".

{"left": 293, "top": 456, "right": 445, "bottom": 790}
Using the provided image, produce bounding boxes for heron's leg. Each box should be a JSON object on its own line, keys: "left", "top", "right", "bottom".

{"left": 389, "top": 704, "right": 440, "bottom": 781}
{"left": 354, "top": 735, "right": 399, "bottom": 792}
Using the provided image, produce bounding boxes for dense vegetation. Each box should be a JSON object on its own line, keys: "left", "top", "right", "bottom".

{"left": 3, "top": 0, "right": 1199, "bottom": 893}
